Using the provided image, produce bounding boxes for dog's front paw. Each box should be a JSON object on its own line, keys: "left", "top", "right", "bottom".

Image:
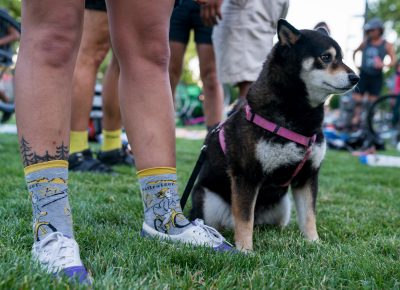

{"left": 235, "top": 241, "right": 253, "bottom": 253}
{"left": 238, "top": 247, "right": 253, "bottom": 254}
{"left": 305, "top": 233, "right": 320, "bottom": 242}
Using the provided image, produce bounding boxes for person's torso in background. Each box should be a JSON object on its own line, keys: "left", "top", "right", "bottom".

{"left": 221, "top": 0, "right": 289, "bottom": 32}
{"left": 261, "top": 0, "right": 289, "bottom": 32}
{"left": 361, "top": 39, "right": 387, "bottom": 76}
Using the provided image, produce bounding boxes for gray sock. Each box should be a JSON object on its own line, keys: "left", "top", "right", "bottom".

{"left": 25, "top": 165, "right": 74, "bottom": 241}
{"left": 139, "top": 172, "right": 191, "bottom": 235}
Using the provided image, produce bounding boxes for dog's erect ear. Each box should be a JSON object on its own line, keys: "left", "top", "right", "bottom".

{"left": 277, "top": 19, "right": 301, "bottom": 46}
{"left": 315, "top": 27, "right": 330, "bottom": 36}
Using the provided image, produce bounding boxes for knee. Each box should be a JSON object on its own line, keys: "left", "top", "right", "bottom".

{"left": 79, "top": 42, "right": 110, "bottom": 69}
{"left": 113, "top": 26, "right": 170, "bottom": 72}
{"left": 32, "top": 14, "right": 82, "bottom": 68}
{"left": 144, "top": 41, "right": 170, "bottom": 70}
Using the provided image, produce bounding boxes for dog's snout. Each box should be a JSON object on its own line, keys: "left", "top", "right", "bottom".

{"left": 348, "top": 73, "right": 360, "bottom": 85}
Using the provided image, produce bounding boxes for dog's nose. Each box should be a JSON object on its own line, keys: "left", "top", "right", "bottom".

{"left": 348, "top": 73, "right": 360, "bottom": 85}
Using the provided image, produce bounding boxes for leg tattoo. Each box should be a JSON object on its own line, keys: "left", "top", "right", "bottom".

{"left": 20, "top": 136, "right": 69, "bottom": 167}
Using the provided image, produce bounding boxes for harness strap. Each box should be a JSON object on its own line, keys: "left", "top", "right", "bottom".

{"left": 245, "top": 105, "right": 315, "bottom": 147}
{"left": 219, "top": 104, "right": 317, "bottom": 187}
{"left": 281, "top": 134, "right": 316, "bottom": 187}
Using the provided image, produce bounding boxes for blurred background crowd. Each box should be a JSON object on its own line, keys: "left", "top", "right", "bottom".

{"left": 1, "top": 0, "right": 400, "bottom": 170}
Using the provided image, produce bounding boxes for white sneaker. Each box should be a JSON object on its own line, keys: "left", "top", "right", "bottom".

{"left": 141, "top": 219, "right": 235, "bottom": 252}
{"left": 32, "top": 232, "right": 90, "bottom": 283}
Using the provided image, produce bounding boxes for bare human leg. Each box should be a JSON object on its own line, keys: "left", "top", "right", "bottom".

{"left": 197, "top": 43, "right": 223, "bottom": 128}
{"left": 68, "top": 8, "right": 113, "bottom": 173}
{"left": 105, "top": 0, "right": 233, "bottom": 250}
{"left": 97, "top": 53, "right": 134, "bottom": 166}
{"left": 169, "top": 41, "right": 187, "bottom": 105}
{"left": 106, "top": 0, "right": 175, "bottom": 170}
{"left": 351, "top": 92, "right": 363, "bottom": 130}
{"left": 102, "top": 53, "right": 121, "bottom": 131}
{"left": 16, "top": 0, "right": 84, "bottom": 155}
{"left": 15, "top": 0, "right": 90, "bottom": 282}
{"left": 71, "top": 9, "right": 110, "bottom": 133}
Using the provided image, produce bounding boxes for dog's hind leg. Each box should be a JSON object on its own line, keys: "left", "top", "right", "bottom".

{"left": 291, "top": 175, "right": 319, "bottom": 241}
{"left": 255, "top": 194, "right": 291, "bottom": 227}
{"left": 202, "top": 188, "right": 233, "bottom": 229}
{"left": 190, "top": 184, "right": 206, "bottom": 221}
{"left": 230, "top": 175, "right": 260, "bottom": 252}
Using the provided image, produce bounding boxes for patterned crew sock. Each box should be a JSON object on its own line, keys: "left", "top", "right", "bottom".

{"left": 70, "top": 131, "right": 89, "bottom": 154}
{"left": 137, "top": 167, "right": 191, "bottom": 235}
{"left": 25, "top": 160, "right": 74, "bottom": 241}
{"left": 101, "top": 129, "right": 122, "bottom": 152}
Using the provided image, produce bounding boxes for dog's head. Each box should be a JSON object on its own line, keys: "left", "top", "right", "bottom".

{"left": 272, "top": 19, "right": 359, "bottom": 107}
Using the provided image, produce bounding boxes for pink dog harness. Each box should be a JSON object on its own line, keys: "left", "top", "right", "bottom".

{"left": 219, "top": 104, "right": 317, "bottom": 187}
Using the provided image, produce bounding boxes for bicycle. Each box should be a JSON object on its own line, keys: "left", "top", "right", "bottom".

{"left": 367, "top": 93, "right": 400, "bottom": 146}
{"left": 0, "top": 9, "right": 20, "bottom": 123}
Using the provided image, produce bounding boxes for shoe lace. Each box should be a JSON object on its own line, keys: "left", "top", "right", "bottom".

{"left": 34, "top": 232, "right": 77, "bottom": 271}
{"left": 194, "top": 219, "right": 232, "bottom": 246}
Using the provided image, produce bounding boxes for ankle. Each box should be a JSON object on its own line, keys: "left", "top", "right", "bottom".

{"left": 137, "top": 167, "right": 190, "bottom": 234}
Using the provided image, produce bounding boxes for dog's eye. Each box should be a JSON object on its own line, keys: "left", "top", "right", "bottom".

{"left": 320, "top": 54, "right": 332, "bottom": 63}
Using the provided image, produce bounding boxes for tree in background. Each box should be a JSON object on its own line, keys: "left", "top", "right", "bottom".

{"left": 180, "top": 33, "right": 200, "bottom": 86}
{"left": 369, "top": 0, "right": 399, "bottom": 45}
{"left": 0, "top": 0, "right": 20, "bottom": 19}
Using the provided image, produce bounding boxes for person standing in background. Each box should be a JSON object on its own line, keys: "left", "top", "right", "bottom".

{"left": 169, "top": 0, "right": 224, "bottom": 130}
{"left": 202, "top": 0, "right": 289, "bottom": 99}
{"left": 69, "top": 0, "right": 134, "bottom": 173}
{"left": 352, "top": 18, "right": 396, "bottom": 130}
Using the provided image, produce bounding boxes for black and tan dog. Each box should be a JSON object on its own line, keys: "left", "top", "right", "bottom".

{"left": 190, "top": 19, "right": 359, "bottom": 252}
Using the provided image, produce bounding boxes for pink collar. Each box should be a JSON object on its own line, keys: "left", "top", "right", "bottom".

{"left": 219, "top": 104, "right": 317, "bottom": 187}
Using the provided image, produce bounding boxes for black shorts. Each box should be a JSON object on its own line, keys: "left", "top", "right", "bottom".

{"left": 170, "top": 0, "right": 212, "bottom": 44}
{"left": 85, "top": 0, "right": 107, "bottom": 12}
{"left": 356, "top": 71, "right": 383, "bottom": 96}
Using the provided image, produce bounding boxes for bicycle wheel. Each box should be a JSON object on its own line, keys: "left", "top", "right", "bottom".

{"left": 0, "top": 10, "right": 20, "bottom": 33}
{"left": 0, "top": 11, "right": 20, "bottom": 122}
{"left": 367, "top": 94, "right": 400, "bottom": 141}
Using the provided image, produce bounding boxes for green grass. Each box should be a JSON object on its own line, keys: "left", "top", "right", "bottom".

{"left": 0, "top": 133, "right": 399, "bottom": 289}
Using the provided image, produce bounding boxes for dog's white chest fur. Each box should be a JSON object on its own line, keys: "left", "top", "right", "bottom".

{"left": 255, "top": 139, "right": 326, "bottom": 173}
{"left": 310, "top": 140, "right": 326, "bottom": 168}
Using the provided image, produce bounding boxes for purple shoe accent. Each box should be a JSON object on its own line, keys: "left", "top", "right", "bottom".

{"left": 213, "top": 242, "right": 237, "bottom": 253}
{"left": 140, "top": 229, "right": 150, "bottom": 238}
{"left": 62, "top": 266, "right": 90, "bottom": 284}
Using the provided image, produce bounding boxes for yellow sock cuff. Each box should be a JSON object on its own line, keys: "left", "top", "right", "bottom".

{"left": 70, "top": 131, "right": 89, "bottom": 154}
{"left": 137, "top": 167, "right": 176, "bottom": 178}
{"left": 101, "top": 129, "right": 122, "bottom": 152}
{"left": 24, "top": 160, "right": 68, "bottom": 175}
